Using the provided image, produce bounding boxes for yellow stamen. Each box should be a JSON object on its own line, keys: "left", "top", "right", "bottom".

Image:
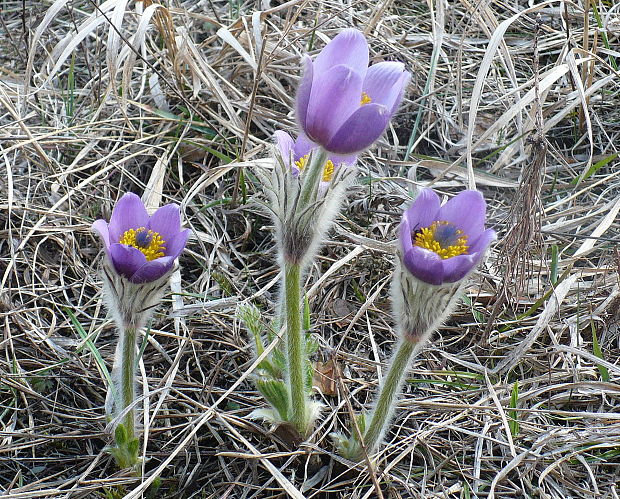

{"left": 294, "top": 155, "right": 308, "bottom": 171}
{"left": 414, "top": 221, "right": 468, "bottom": 259}
{"left": 322, "top": 160, "right": 335, "bottom": 182}
{"left": 119, "top": 227, "right": 166, "bottom": 261}
{"left": 360, "top": 92, "right": 372, "bottom": 105}
{"left": 294, "top": 154, "right": 336, "bottom": 183}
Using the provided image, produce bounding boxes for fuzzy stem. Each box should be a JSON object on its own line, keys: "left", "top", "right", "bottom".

{"left": 362, "top": 338, "right": 423, "bottom": 457}
{"left": 120, "top": 325, "right": 137, "bottom": 441}
{"left": 298, "top": 148, "right": 328, "bottom": 210}
{"left": 283, "top": 260, "right": 307, "bottom": 434}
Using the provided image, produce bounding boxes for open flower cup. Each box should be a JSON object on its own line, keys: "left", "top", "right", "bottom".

{"left": 399, "top": 189, "right": 496, "bottom": 286}
{"left": 296, "top": 28, "right": 410, "bottom": 155}
{"left": 93, "top": 192, "right": 189, "bottom": 284}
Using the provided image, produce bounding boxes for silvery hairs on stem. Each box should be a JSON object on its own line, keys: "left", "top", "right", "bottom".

{"left": 92, "top": 192, "right": 189, "bottom": 469}
{"left": 101, "top": 262, "right": 171, "bottom": 417}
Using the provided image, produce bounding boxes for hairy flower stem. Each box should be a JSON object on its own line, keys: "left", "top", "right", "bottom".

{"left": 284, "top": 261, "right": 307, "bottom": 434}
{"left": 119, "top": 325, "right": 137, "bottom": 442}
{"left": 362, "top": 338, "right": 424, "bottom": 457}
{"left": 298, "top": 148, "right": 328, "bottom": 210}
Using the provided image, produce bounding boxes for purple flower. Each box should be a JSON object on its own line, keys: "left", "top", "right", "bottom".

{"left": 399, "top": 189, "right": 496, "bottom": 286}
{"left": 92, "top": 193, "right": 189, "bottom": 284}
{"left": 296, "top": 28, "right": 410, "bottom": 155}
{"left": 274, "top": 130, "right": 356, "bottom": 184}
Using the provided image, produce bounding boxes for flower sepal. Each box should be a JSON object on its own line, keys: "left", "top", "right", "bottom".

{"left": 101, "top": 260, "right": 173, "bottom": 332}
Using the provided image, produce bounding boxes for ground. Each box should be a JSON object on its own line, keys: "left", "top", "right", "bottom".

{"left": 1, "top": 0, "right": 620, "bottom": 497}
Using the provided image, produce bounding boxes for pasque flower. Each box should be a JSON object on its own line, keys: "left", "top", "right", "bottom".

{"left": 91, "top": 192, "right": 188, "bottom": 470}
{"left": 296, "top": 28, "right": 410, "bottom": 155}
{"left": 274, "top": 130, "right": 356, "bottom": 186}
{"left": 92, "top": 193, "right": 189, "bottom": 284}
{"left": 334, "top": 188, "right": 495, "bottom": 461}
{"left": 253, "top": 131, "right": 356, "bottom": 439}
{"left": 399, "top": 189, "right": 496, "bottom": 286}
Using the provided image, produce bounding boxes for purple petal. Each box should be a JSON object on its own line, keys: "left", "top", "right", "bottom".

{"left": 362, "top": 62, "right": 409, "bottom": 113}
{"left": 292, "top": 133, "right": 317, "bottom": 161}
{"left": 389, "top": 71, "right": 411, "bottom": 115}
{"left": 324, "top": 102, "right": 390, "bottom": 154}
{"left": 109, "top": 243, "right": 147, "bottom": 279}
{"left": 92, "top": 219, "right": 111, "bottom": 250}
{"left": 305, "top": 65, "right": 364, "bottom": 147}
{"left": 274, "top": 131, "right": 294, "bottom": 168}
{"left": 467, "top": 228, "right": 496, "bottom": 255}
{"left": 130, "top": 256, "right": 174, "bottom": 284}
{"left": 399, "top": 214, "right": 414, "bottom": 254}
{"left": 403, "top": 189, "right": 441, "bottom": 231}
{"left": 314, "top": 28, "right": 369, "bottom": 77}
{"left": 108, "top": 193, "right": 149, "bottom": 243}
{"left": 147, "top": 204, "right": 181, "bottom": 244}
{"left": 328, "top": 152, "right": 357, "bottom": 168}
{"left": 440, "top": 253, "right": 479, "bottom": 283}
{"left": 295, "top": 56, "right": 313, "bottom": 131}
{"left": 402, "top": 246, "right": 445, "bottom": 285}
{"left": 438, "top": 190, "right": 487, "bottom": 237}
{"left": 165, "top": 229, "right": 190, "bottom": 259}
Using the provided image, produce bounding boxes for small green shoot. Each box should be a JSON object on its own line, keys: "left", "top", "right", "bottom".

{"left": 509, "top": 380, "right": 519, "bottom": 436}
{"left": 590, "top": 318, "right": 609, "bottom": 382}
{"left": 572, "top": 153, "right": 618, "bottom": 186}
{"left": 66, "top": 308, "right": 113, "bottom": 389}
{"left": 550, "top": 244, "right": 559, "bottom": 285}
{"left": 462, "top": 295, "right": 484, "bottom": 323}
{"left": 136, "top": 324, "right": 151, "bottom": 368}
{"left": 66, "top": 53, "right": 76, "bottom": 119}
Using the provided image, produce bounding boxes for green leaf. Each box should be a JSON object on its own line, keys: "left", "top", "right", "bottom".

{"left": 356, "top": 412, "right": 367, "bottom": 435}
{"left": 256, "top": 379, "right": 290, "bottom": 420}
{"left": 238, "top": 304, "right": 265, "bottom": 356}
{"left": 508, "top": 381, "right": 519, "bottom": 436}
{"left": 550, "top": 245, "right": 559, "bottom": 285}
{"left": 152, "top": 108, "right": 217, "bottom": 138}
{"left": 127, "top": 437, "right": 139, "bottom": 456}
{"left": 66, "top": 308, "right": 113, "bottom": 388}
{"left": 115, "top": 423, "right": 128, "bottom": 445}
{"left": 591, "top": 319, "right": 609, "bottom": 382}
{"left": 305, "top": 333, "right": 318, "bottom": 356}
{"left": 573, "top": 153, "right": 618, "bottom": 186}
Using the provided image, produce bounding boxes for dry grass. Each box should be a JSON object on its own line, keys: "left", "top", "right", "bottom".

{"left": 1, "top": 0, "right": 620, "bottom": 497}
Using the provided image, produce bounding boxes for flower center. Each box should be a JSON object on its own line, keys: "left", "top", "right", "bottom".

{"left": 119, "top": 227, "right": 166, "bottom": 261}
{"left": 414, "top": 221, "right": 468, "bottom": 259}
{"left": 360, "top": 92, "right": 372, "bottom": 105}
{"left": 294, "top": 154, "right": 336, "bottom": 182}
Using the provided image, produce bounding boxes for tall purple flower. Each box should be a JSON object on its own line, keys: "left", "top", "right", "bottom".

{"left": 274, "top": 130, "right": 356, "bottom": 185}
{"left": 296, "top": 28, "right": 410, "bottom": 155}
{"left": 333, "top": 190, "right": 495, "bottom": 460}
{"left": 91, "top": 192, "right": 189, "bottom": 469}
{"left": 92, "top": 193, "right": 189, "bottom": 284}
{"left": 399, "top": 189, "right": 496, "bottom": 286}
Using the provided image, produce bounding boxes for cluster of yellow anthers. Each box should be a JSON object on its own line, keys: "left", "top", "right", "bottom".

{"left": 294, "top": 155, "right": 336, "bottom": 183}
{"left": 415, "top": 221, "right": 469, "bottom": 259}
{"left": 119, "top": 227, "right": 166, "bottom": 261}
{"left": 360, "top": 91, "right": 372, "bottom": 106}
